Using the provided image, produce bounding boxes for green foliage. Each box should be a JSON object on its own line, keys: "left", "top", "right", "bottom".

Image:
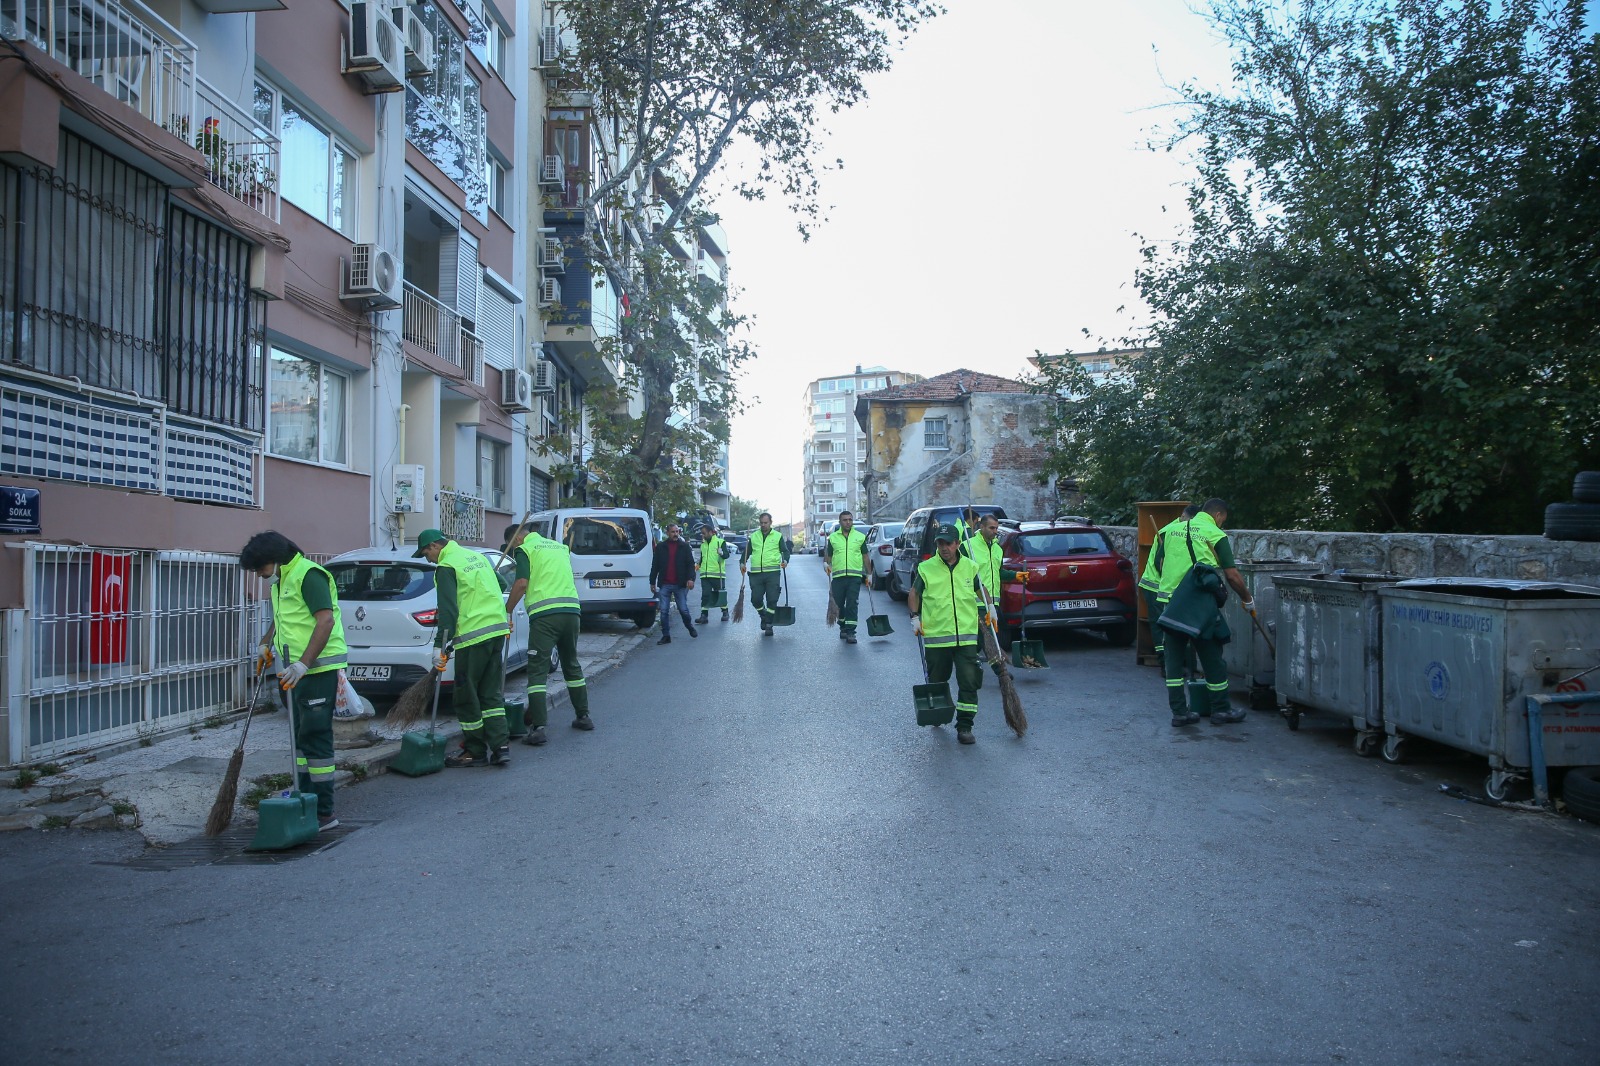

{"left": 12, "top": 768, "right": 38, "bottom": 790}
{"left": 728, "top": 495, "right": 763, "bottom": 532}
{"left": 558, "top": 1, "right": 942, "bottom": 515}
{"left": 1041, "top": 0, "right": 1600, "bottom": 533}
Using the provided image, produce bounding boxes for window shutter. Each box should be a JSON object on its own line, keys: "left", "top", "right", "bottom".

{"left": 439, "top": 229, "right": 480, "bottom": 323}
{"left": 477, "top": 275, "right": 515, "bottom": 372}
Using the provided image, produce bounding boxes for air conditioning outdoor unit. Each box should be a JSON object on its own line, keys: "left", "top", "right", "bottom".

{"left": 537, "top": 276, "right": 561, "bottom": 307}
{"left": 538, "top": 154, "right": 564, "bottom": 187}
{"left": 501, "top": 368, "right": 535, "bottom": 412}
{"left": 341, "top": 243, "right": 404, "bottom": 311}
{"left": 531, "top": 358, "right": 556, "bottom": 393}
{"left": 403, "top": 10, "right": 435, "bottom": 78}
{"left": 539, "top": 236, "right": 565, "bottom": 274}
{"left": 539, "top": 25, "right": 564, "bottom": 67}
{"left": 348, "top": 2, "right": 406, "bottom": 93}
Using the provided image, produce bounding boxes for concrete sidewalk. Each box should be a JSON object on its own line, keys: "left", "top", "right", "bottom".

{"left": 0, "top": 622, "right": 647, "bottom": 844}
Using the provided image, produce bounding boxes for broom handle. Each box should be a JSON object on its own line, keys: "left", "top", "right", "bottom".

{"left": 235, "top": 659, "right": 269, "bottom": 753}
{"left": 280, "top": 644, "right": 298, "bottom": 791}
{"left": 429, "top": 629, "right": 453, "bottom": 732}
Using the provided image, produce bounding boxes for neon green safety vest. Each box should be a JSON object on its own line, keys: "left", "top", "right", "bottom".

{"left": 1139, "top": 517, "right": 1186, "bottom": 593}
{"left": 436, "top": 540, "right": 511, "bottom": 649}
{"left": 272, "top": 553, "right": 347, "bottom": 673}
{"left": 516, "top": 533, "right": 580, "bottom": 616}
{"left": 962, "top": 534, "right": 1005, "bottom": 598}
{"left": 699, "top": 536, "right": 727, "bottom": 578}
{"left": 826, "top": 528, "right": 867, "bottom": 578}
{"left": 748, "top": 529, "right": 786, "bottom": 572}
{"left": 1157, "top": 513, "right": 1226, "bottom": 601}
{"left": 916, "top": 554, "right": 981, "bottom": 649}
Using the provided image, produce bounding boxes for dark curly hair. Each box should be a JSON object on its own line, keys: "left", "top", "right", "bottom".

{"left": 239, "top": 531, "right": 302, "bottom": 571}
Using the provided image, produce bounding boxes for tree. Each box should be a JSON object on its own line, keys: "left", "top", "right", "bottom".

{"left": 728, "top": 495, "right": 763, "bottom": 532}
{"left": 555, "top": 0, "right": 943, "bottom": 517}
{"left": 1037, "top": 0, "right": 1600, "bottom": 533}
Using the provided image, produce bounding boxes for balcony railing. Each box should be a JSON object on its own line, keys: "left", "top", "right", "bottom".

{"left": 2, "top": 0, "right": 196, "bottom": 150}
{"left": 437, "top": 488, "right": 485, "bottom": 543}
{"left": 192, "top": 76, "right": 280, "bottom": 222}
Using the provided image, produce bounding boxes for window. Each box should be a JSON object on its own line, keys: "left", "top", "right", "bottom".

{"left": 411, "top": 4, "right": 488, "bottom": 216}
{"left": 477, "top": 14, "right": 507, "bottom": 75}
{"left": 924, "top": 416, "right": 949, "bottom": 450}
{"left": 268, "top": 348, "right": 348, "bottom": 465}
{"left": 485, "top": 155, "right": 506, "bottom": 217}
{"left": 478, "top": 435, "right": 507, "bottom": 511}
{"left": 820, "top": 380, "right": 836, "bottom": 392}
{"left": 817, "top": 500, "right": 838, "bottom": 515}
{"left": 816, "top": 480, "right": 840, "bottom": 495}
{"left": 255, "top": 81, "right": 355, "bottom": 235}
{"left": 547, "top": 112, "right": 590, "bottom": 208}
{"left": 563, "top": 516, "right": 650, "bottom": 555}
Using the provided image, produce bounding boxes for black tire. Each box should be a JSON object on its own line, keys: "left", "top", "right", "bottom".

{"left": 629, "top": 610, "right": 657, "bottom": 629}
{"left": 886, "top": 570, "right": 908, "bottom": 602}
{"left": 1562, "top": 765, "right": 1600, "bottom": 822}
{"left": 1104, "top": 622, "right": 1136, "bottom": 647}
{"left": 1544, "top": 501, "right": 1600, "bottom": 542}
{"left": 1574, "top": 471, "right": 1600, "bottom": 505}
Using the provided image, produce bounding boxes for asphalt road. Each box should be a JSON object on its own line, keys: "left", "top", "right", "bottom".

{"left": 3, "top": 556, "right": 1599, "bottom": 1065}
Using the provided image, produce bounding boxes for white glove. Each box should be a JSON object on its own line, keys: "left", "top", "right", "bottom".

{"left": 910, "top": 614, "right": 923, "bottom": 636}
{"left": 823, "top": 564, "right": 832, "bottom": 576}
{"left": 278, "top": 661, "right": 308, "bottom": 690}
{"left": 433, "top": 649, "right": 450, "bottom": 673}
{"left": 1241, "top": 598, "right": 1257, "bottom": 615}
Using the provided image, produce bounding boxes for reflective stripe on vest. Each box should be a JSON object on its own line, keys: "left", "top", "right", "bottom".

{"left": 699, "top": 536, "right": 728, "bottom": 578}
{"left": 1139, "top": 518, "right": 1184, "bottom": 592}
{"left": 827, "top": 528, "right": 866, "bottom": 577}
{"left": 272, "top": 554, "right": 348, "bottom": 674}
{"left": 916, "top": 554, "right": 980, "bottom": 648}
{"left": 749, "top": 530, "right": 785, "bottom": 572}
{"left": 516, "top": 533, "right": 580, "bottom": 616}
{"left": 437, "top": 541, "right": 511, "bottom": 648}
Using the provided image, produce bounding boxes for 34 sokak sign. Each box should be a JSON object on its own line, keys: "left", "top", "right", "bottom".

{"left": 0, "top": 485, "right": 40, "bottom": 535}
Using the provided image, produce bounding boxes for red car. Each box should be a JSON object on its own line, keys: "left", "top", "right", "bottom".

{"left": 994, "top": 521, "right": 1137, "bottom": 646}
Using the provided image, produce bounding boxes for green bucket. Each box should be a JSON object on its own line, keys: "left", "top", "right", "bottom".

{"left": 390, "top": 730, "right": 448, "bottom": 776}
{"left": 505, "top": 697, "right": 528, "bottom": 739}
{"left": 246, "top": 791, "right": 319, "bottom": 852}
{"left": 1187, "top": 679, "right": 1212, "bottom": 717}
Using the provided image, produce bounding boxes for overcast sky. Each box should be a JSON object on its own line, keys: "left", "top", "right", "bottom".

{"left": 716, "top": 0, "right": 1599, "bottom": 523}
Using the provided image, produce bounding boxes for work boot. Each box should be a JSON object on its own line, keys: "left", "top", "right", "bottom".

{"left": 1170, "top": 712, "right": 1201, "bottom": 727}
{"left": 838, "top": 627, "right": 848, "bottom": 640}
{"left": 696, "top": 613, "right": 709, "bottom": 625}
{"left": 445, "top": 749, "right": 490, "bottom": 768}
{"left": 957, "top": 730, "right": 976, "bottom": 745}
{"left": 721, "top": 610, "right": 729, "bottom": 621}
{"left": 686, "top": 622, "right": 698, "bottom": 638}
{"left": 1212, "top": 709, "right": 1247, "bottom": 724}
{"left": 572, "top": 715, "right": 595, "bottom": 731}
{"left": 317, "top": 815, "right": 340, "bottom": 833}
{"left": 522, "top": 726, "right": 547, "bottom": 747}
{"left": 761, "top": 620, "right": 773, "bottom": 635}
{"left": 845, "top": 631, "right": 857, "bottom": 645}
{"left": 490, "top": 746, "right": 511, "bottom": 766}
{"left": 657, "top": 634, "right": 672, "bottom": 645}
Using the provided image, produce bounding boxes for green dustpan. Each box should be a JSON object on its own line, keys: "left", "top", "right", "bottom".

{"left": 770, "top": 571, "right": 796, "bottom": 625}
{"left": 1009, "top": 638, "right": 1049, "bottom": 670}
{"left": 865, "top": 587, "right": 893, "bottom": 637}
{"left": 247, "top": 654, "right": 320, "bottom": 852}
{"left": 390, "top": 663, "right": 449, "bottom": 776}
{"left": 913, "top": 634, "right": 956, "bottom": 726}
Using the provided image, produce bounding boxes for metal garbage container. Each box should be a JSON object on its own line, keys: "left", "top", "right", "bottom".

{"left": 1274, "top": 572, "right": 1401, "bottom": 751}
{"left": 1220, "top": 561, "right": 1320, "bottom": 706}
{"left": 1379, "top": 579, "right": 1600, "bottom": 799}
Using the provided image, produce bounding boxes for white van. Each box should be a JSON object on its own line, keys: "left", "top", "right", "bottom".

{"left": 521, "top": 506, "right": 657, "bottom": 628}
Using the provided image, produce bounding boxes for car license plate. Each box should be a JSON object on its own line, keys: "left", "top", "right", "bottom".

{"left": 589, "top": 578, "right": 626, "bottom": 589}
{"left": 349, "top": 665, "right": 390, "bottom": 681}
{"left": 1054, "top": 599, "right": 1097, "bottom": 611}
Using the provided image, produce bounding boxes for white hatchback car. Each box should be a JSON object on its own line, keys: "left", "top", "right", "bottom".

{"left": 323, "top": 546, "right": 530, "bottom": 699}
{"left": 864, "top": 521, "right": 904, "bottom": 586}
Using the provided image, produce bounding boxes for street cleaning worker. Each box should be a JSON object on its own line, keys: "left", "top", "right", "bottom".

{"left": 823, "top": 510, "right": 871, "bottom": 644}
{"left": 908, "top": 523, "right": 991, "bottom": 745}
{"left": 1138, "top": 504, "right": 1200, "bottom": 660}
{"left": 742, "top": 511, "right": 791, "bottom": 636}
{"left": 1155, "top": 499, "right": 1252, "bottom": 727}
{"left": 504, "top": 523, "right": 593, "bottom": 747}
{"left": 962, "top": 512, "right": 1015, "bottom": 605}
{"left": 695, "top": 521, "right": 732, "bottom": 625}
{"left": 414, "top": 528, "right": 511, "bottom": 766}
{"left": 240, "top": 531, "right": 346, "bottom": 831}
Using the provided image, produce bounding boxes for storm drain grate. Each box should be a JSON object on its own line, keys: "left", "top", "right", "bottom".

{"left": 103, "top": 821, "right": 374, "bottom": 871}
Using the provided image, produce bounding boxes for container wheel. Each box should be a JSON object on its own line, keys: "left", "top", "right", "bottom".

{"left": 1286, "top": 710, "right": 1302, "bottom": 731}
{"left": 1355, "top": 731, "right": 1382, "bottom": 758}
{"left": 1483, "top": 772, "right": 1521, "bottom": 803}
{"left": 1382, "top": 735, "right": 1408, "bottom": 764}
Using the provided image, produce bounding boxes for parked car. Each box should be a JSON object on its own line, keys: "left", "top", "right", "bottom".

{"left": 885, "top": 504, "right": 1009, "bottom": 601}
{"left": 523, "top": 506, "right": 658, "bottom": 628}
{"left": 323, "top": 545, "right": 530, "bottom": 699}
{"left": 994, "top": 520, "right": 1136, "bottom": 645}
{"left": 863, "top": 521, "right": 904, "bottom": 587}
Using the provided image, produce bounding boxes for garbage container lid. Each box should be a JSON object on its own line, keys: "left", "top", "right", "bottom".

{"left": 1393, "top": 577, "right": 1600, "bottom": 599}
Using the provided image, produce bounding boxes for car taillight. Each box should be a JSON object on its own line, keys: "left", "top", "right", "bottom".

{"left": 879, "top": 544, "right": 894, "bottom": 555}
{"left": 1116, "top": 559, "right": 1133, "bottom": 572}
{"left": 411, "top": 609, "right": 437, "bottom": 626}
{"left": 920, "top": 553, "right": 932, "bottom": 561}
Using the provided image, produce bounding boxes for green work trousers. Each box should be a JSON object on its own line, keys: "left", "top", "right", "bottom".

{"left": 749, "top": 571, "right": 782, "bottom": 621}
{"left": 1142, "top": 589, "right": 1165, "bottom": 654}
{"left": 290, "top": 670, "right": 337, "bottom": 819}
{"left": 831, "top": 575, "right": 863, "bottom": 631}
{"left": 700, "top": 576, "right": 728, "bottom": 612}
{"left": 453, "top": 639, "right": 508, "bottom": 756}
{"left": 924, "top": 643, "right": 983, "bottom": 731}
{"left": 1162, "top": 631, "right": 1229, "bottom": 715}
{"left": 527, "top": 611, "right": 588, "bottom": 728}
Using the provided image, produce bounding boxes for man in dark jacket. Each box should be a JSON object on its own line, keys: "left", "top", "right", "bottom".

{"left": 650, "top": 523, "right": 698, "bottom": 644}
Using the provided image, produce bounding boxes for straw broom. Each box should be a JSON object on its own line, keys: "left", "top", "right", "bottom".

{"left": 825, "top": 567, "right": 840, "bottom": 627}
{"left": 732, "top": 572, "right": 746, "bottom": 623}
{"left": 963, "top": 498, "right": 1027, "bottom": 737}
{"left": 204, "top": 660, "right": 272, "bottom": 836}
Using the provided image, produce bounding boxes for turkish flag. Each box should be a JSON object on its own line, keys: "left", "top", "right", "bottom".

{"left": 90, "top": 552, "right": 131, "bottom": 665}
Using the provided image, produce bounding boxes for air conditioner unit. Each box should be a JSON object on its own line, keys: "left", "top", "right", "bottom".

{"left": 341, "top": 243, "right": 404, "bottom": 310}
{"left": 531, "top": 358, "right": 556, "bottom": 393}
{"left": 348, "top": 2, "right": 405, "bottom": 94}
{"left": 539, "top": 236, "right": 565, "bottom": 274}
{"left": 538, "top": 154, "right": 564, "bottom": 188}
{"left": 539, "top": 25, "right": 564, "bottom": 67}
{"left": 403, "top": 11, "right": 434, "bottom": 78}
{"left": 501, "top": 368, "right": 535, "bottom": 412}
{"left": 537, "top": 277, "right": 561, "bottom": 307}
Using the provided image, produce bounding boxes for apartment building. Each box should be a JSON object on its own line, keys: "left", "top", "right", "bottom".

{"left": 0, "top": 0, "right": 542, "bottom": 764}
{"left": 801, "top": 366, "right": 920, "bottom": 539}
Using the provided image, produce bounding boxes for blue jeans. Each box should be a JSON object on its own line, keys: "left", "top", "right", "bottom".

{"left": 656, "top": 585, "right": 693, "bottom": 634}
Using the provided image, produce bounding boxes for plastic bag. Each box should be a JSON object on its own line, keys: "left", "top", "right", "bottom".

{"left": 334, "top": 670, "right": 373, "bottom": 719}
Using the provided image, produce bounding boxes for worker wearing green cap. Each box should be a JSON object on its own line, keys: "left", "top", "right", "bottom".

{"left": 415, "top": 528, "right": 512, "bottom": 766}
{"left": 907, "top": 522, "right": 990, "bottom": 744}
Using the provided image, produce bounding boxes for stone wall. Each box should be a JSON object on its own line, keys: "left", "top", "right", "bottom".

{"left": 1102, "top": 526, "right": 1600, "bottom": 585}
